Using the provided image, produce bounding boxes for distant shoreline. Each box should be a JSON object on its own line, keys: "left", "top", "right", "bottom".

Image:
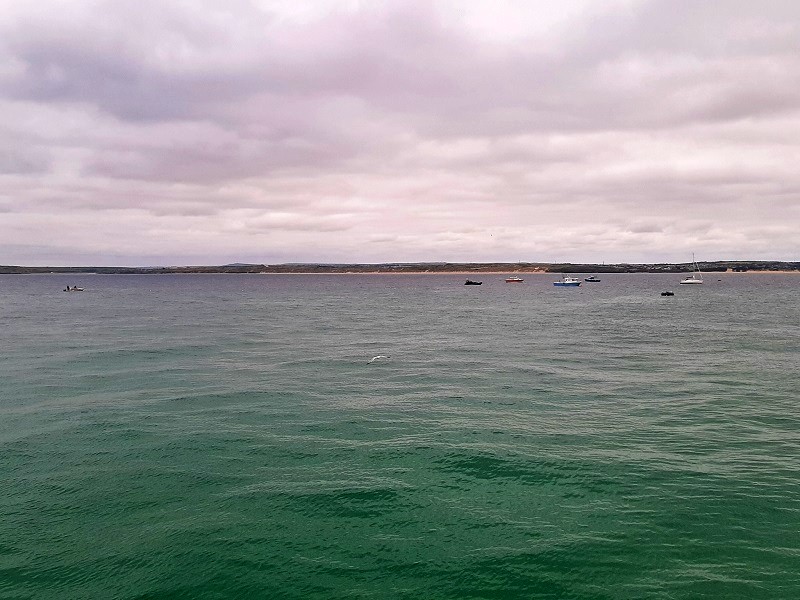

{"left": 2, "top": 261, "right": 798, "bottom": 275}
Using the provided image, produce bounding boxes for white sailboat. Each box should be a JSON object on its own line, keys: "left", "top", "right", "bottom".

{"left": 679, "top": 254, "right": 703, "bottom": 285}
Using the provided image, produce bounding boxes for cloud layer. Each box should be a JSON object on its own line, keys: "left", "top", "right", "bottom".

{"left": 2, "top": 0, "right": 798, "bottom": 265}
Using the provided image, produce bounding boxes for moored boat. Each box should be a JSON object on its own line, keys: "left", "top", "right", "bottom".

{"left": 464, "top": 279, "right": 482, "bottom": 285}
{"left": 553, "top": 275, "right": 581, "bottom": 287}
{"left": 679, "top": 254, "right": 703, "bottom": 284}
{"left": 505, "top": 276, "right": 524, "bottom": 283}
{"left": 584, "top": 276, "right": 601, "bottom": 282}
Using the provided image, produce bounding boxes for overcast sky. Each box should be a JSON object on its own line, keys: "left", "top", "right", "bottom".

{"left": 2, "top": 0, "right": 799, "bottom": 266}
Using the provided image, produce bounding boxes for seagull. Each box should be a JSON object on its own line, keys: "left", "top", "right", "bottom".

{"left": 368, "top": 355, "right": 391, "bottom": 364}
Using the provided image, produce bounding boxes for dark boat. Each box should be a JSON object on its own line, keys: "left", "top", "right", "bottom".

{"left": 661, "top": 291, "right": 674, "bottom": 296}
{"left": 464, "top": 279, "right": 482, "bottom": 285}
{"left": 584, "top": 276, "right": 601, "bottom": 282}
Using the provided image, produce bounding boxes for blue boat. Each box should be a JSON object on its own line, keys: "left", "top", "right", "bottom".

{"left": 554, "top": 276, "right": 581, "bottom": 287}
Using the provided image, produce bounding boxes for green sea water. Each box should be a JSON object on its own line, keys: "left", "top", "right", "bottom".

{"left": 1, "top": 273, "right": 798, "bottom": 599}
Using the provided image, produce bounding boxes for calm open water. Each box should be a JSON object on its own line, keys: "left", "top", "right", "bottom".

{"left": 1, "top": 273, "right": 798, "bottom": 599}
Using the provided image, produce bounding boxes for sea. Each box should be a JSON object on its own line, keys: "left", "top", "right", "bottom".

{"left": 1, "top": 272, "right": 798, "bottom": 599}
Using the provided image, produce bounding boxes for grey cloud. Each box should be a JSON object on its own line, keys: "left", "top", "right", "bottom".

{"left": 82, "top": 134, "right": 346, "bottom": 183}
{"left": 3, "top": 0, "right": 797, "bottom": 132}
{"left": 1, "top": 0, "right": 269, "bottom": 120}
{"left": 626, "top": 222, "right": 664, "bottom": 234}
{"left": 0, "top": 147, "right": 50, "bottom": 174}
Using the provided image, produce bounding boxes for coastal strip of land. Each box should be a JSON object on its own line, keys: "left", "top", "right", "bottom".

{"left": 2, "top": 261, "right": 798, "bottom": 275}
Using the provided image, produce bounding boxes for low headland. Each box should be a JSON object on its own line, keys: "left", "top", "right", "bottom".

{"left": 2, "top": 260, "right": 798, "bottom": 275}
